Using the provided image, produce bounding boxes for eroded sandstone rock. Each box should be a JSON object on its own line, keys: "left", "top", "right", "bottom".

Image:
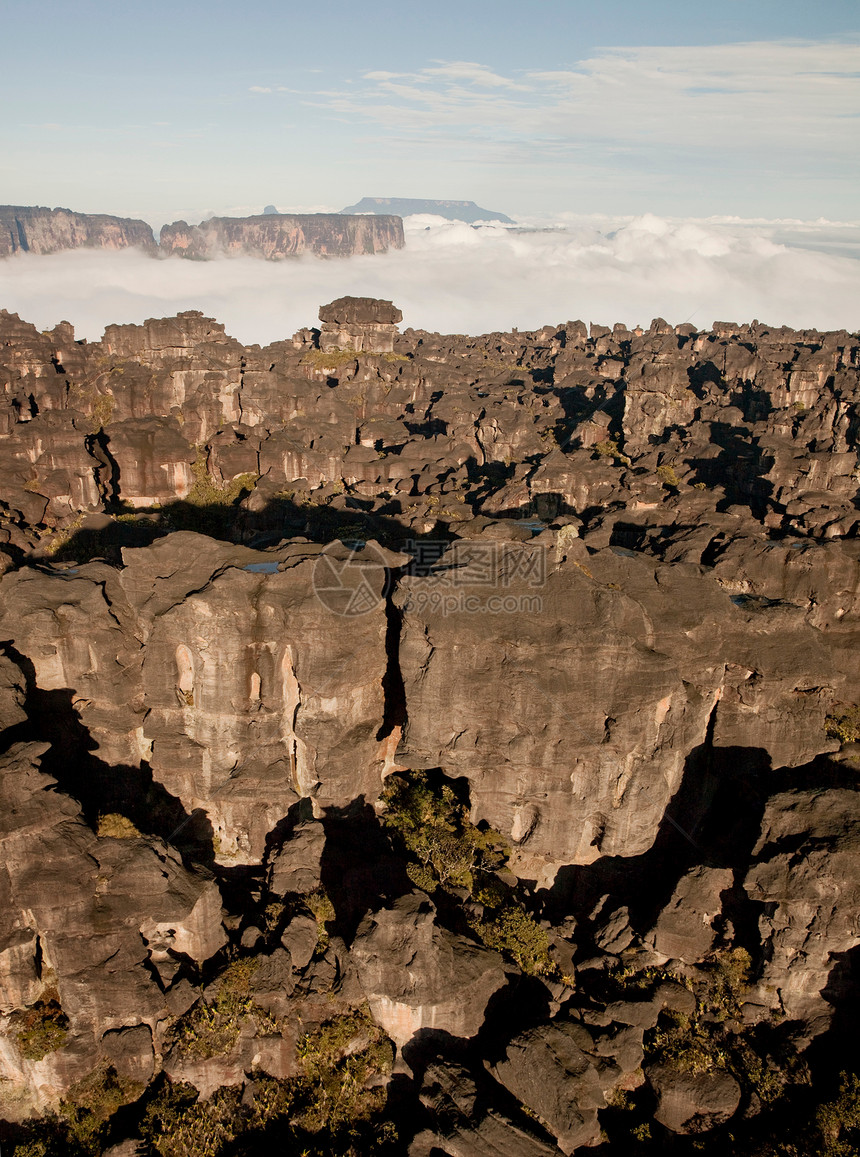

{"left": 319, "top": 296, "right": 403, "bottom": 354}
{"left": 351, "top": 892, "right": 507, "bottom": 1050}
{"left": 158, "top": 213, "right": 404, "bottom": 259}
{"left": 1, "top": 303, "right": 860, "bottom": 1147}
{"left": 0, "top": 206, "right": 157, "bottom": 256}
{"left": 647, "top": 1063, "right": 741, "bottom": 1134}
{"left": 745, "top": 788, "right": 860, "bottom": 1036}
{"left": 0, "top": 742, "right": 225, "bottom": 1117}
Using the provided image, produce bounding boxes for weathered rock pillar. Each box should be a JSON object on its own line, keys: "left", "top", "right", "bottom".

{"left": 318, "top": 296, "right": 402, "bottom": 353}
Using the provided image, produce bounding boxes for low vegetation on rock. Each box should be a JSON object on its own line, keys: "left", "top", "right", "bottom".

{"left": 381, "top": 769, "right": 558, "bottom": 976}
{"left": 11, "top": 999, "right": 69, "bottom": 1061}
{"left": 170, "top": 958, "right": 277, "bottom": 1060}
{"left": 825, "top": 705, "right": 860, "bottom": 745}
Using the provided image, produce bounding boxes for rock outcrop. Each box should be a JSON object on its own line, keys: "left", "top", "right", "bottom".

{"left": 350, "top": 892, "right": 507, "bottom": 1048}
{"left": 0, "top": 206, "right": 404, "bottom": 260}
{"left": 158, "top": 212, "right": 404, "bottom": 258}
{"left": 319, "top": 295, "right": 403, "bottom": 353}
{"left": 0, "top": 206, "right": 157, "bottom": 257}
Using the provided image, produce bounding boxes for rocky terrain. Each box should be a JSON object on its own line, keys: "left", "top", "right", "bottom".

{"left": 341, "top": 198, "right": 514, "bottom": 224}
{"left": 1, "top": 298, "right": 859, "bottom": 1155}
{"left": 0, "top": 208, "right": 404, "bottom": 259}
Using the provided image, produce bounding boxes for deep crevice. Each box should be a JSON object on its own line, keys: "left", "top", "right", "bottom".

{"left": 376, "top": 566, "right": 407, "bottom": 742}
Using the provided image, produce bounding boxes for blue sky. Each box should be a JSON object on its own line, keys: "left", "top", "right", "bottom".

{"left": 2, "top": 0, "right": 859, "bottom": 225}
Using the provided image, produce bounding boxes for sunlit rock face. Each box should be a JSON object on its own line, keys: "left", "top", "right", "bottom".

{"left": 0, "top": 205, "right": 157, "bottom": 256}
{"left": 745, "top": 788, "right": 860, "bottom": 1037}
{"left": 158, "top": 213, "right": 404, "bottom": 259}
{"left": 350, "top": 893, "right": 507, "bottom": 1049}
{"left": 0, "top": 206, "right": 404, "bottom": 261}
{"left": 0, "top": 533, "right": 391, "bottom": 864}
{"left": 319, "top": 296, "right": 403, "bottom": 353}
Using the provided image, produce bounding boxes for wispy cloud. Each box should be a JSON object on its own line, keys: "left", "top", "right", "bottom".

{"left": 299, "top": 41, "right": 860, "bottom": 163}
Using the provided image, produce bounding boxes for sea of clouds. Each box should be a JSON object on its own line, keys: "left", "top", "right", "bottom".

{"left": 1, "top": 214, "right": 858, "bottom": 346}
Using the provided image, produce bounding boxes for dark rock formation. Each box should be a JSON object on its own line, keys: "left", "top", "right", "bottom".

{"left": 1, "top": 300, "right": 860, "bottom": 1154}
{"left": 0, "top": 205, "right": 157, "bottom": 257}
{"left": 158, "top": 212, "right": 404, "bottom": 258}
{"left": 493, "top": 1018, "right": 642, "bottom": 1152}
{"left": 647, "top": 1064, "right": 741, "bottom": 1133}
{"left": 350, "top": 892, "right": 507, "bottom": 1048}
{"left": 411, "top": 1061, "right": 560, "bottom": 1155}
{"left": 319, "top": 296, "right": 403, "bottom": 352}
{"left": 342, "top": 196, "right": 514, "bottom": 224}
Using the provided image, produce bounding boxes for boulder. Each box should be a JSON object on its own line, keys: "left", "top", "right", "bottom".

{"left": 268, "top": 820, "right": 326, "bottom": 895}
{"left": 744, "top": 788, "right": 860, "bottom": 1036}
{"left": 646, "top": 866, "right": 733, "bottom": 962}
{"left": 350, "top": 893, "right": 507, "bottom": 1049}
{"left": 648, "top": 1064, "right": 741, "bottom": 1133}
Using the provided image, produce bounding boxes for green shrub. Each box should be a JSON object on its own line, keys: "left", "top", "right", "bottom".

{"left": 141, "top": 1082, "right": 243, "bottom": 1157}
{"left": 470, "top": 904, "right": 556, "bottom": 976}
{"left": 140, "top": 1041, "right": 398, "bottom": 1157}
{"left": 170, "top": 957, "right": 277, "bottom": 1060}
{"left": 656, "top": 463, "right": 681, "bottom": 488}
{"left": 380, "top": 770, "right": 506, "bottom": 893}
{"left": 594, "top": 439, "right": 631, "bottom": 466}
{"left": 381, "top": 771, "right": 558, "bottom": 978}
{"left": 645, "top": 949, "right": 751, "bottom": 1075}
{"left": 96, "top": 812, "right": 142, "bottom": 839}
{"left": 708, "top": 947, "right": 751, "bottom": 1020}
{"left": 816, "top": 1073, "right": 860, "bottom": 1155}
{"left": 826, "top": 706, "right": 860, "bottom": 745}
{"left": 187, "top": 449, "right": 257, "bottom": 507}
{"left": 295, "top": 1007, "right": 394, "bottom": 1136}
{"left": 12, "top": 999, "right": 69, "bottom": 1061}
{"left": 300, "top": 348, "right": 358, "bottom": 371}
{"left": 304, "top": 887, "right": 336, "bottom": 953}
{"left": 60, "top": 1065, "right": 144, "bottom": 1151}
{"left": 12, "top": 1142, "right": 52, "bottom": 1157}
{"left": 89, "top": 394, "right": 114, "bottom": 433}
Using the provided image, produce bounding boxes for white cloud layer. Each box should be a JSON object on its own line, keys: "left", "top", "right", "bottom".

{"left": 0, "top": 215, "right": 858, "bottom": 346}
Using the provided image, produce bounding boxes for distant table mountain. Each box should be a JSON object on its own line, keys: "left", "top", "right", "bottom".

{"left": 159, "top": 213, "right": 404, "bottom": 258}
{"left": 341, "top": 197, "right": 514, "bottom": 224}
{"left": 0, "top": 207, "right": 403, "bottom": 259}
{"left": 0, "top": 205, "right": 157, "bottom": 256}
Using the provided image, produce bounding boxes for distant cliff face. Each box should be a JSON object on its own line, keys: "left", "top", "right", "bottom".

{"left": 158, "top": 212, "right": 405, "bottom": 258}
{"left": 0, "top": 205, "right": 157, "bottom": 257}
{"left": 341, "top": 196, "right": 514, "bottom": 224}
{"left": 0, "top": 207, "right": 405, "bottom": 260}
